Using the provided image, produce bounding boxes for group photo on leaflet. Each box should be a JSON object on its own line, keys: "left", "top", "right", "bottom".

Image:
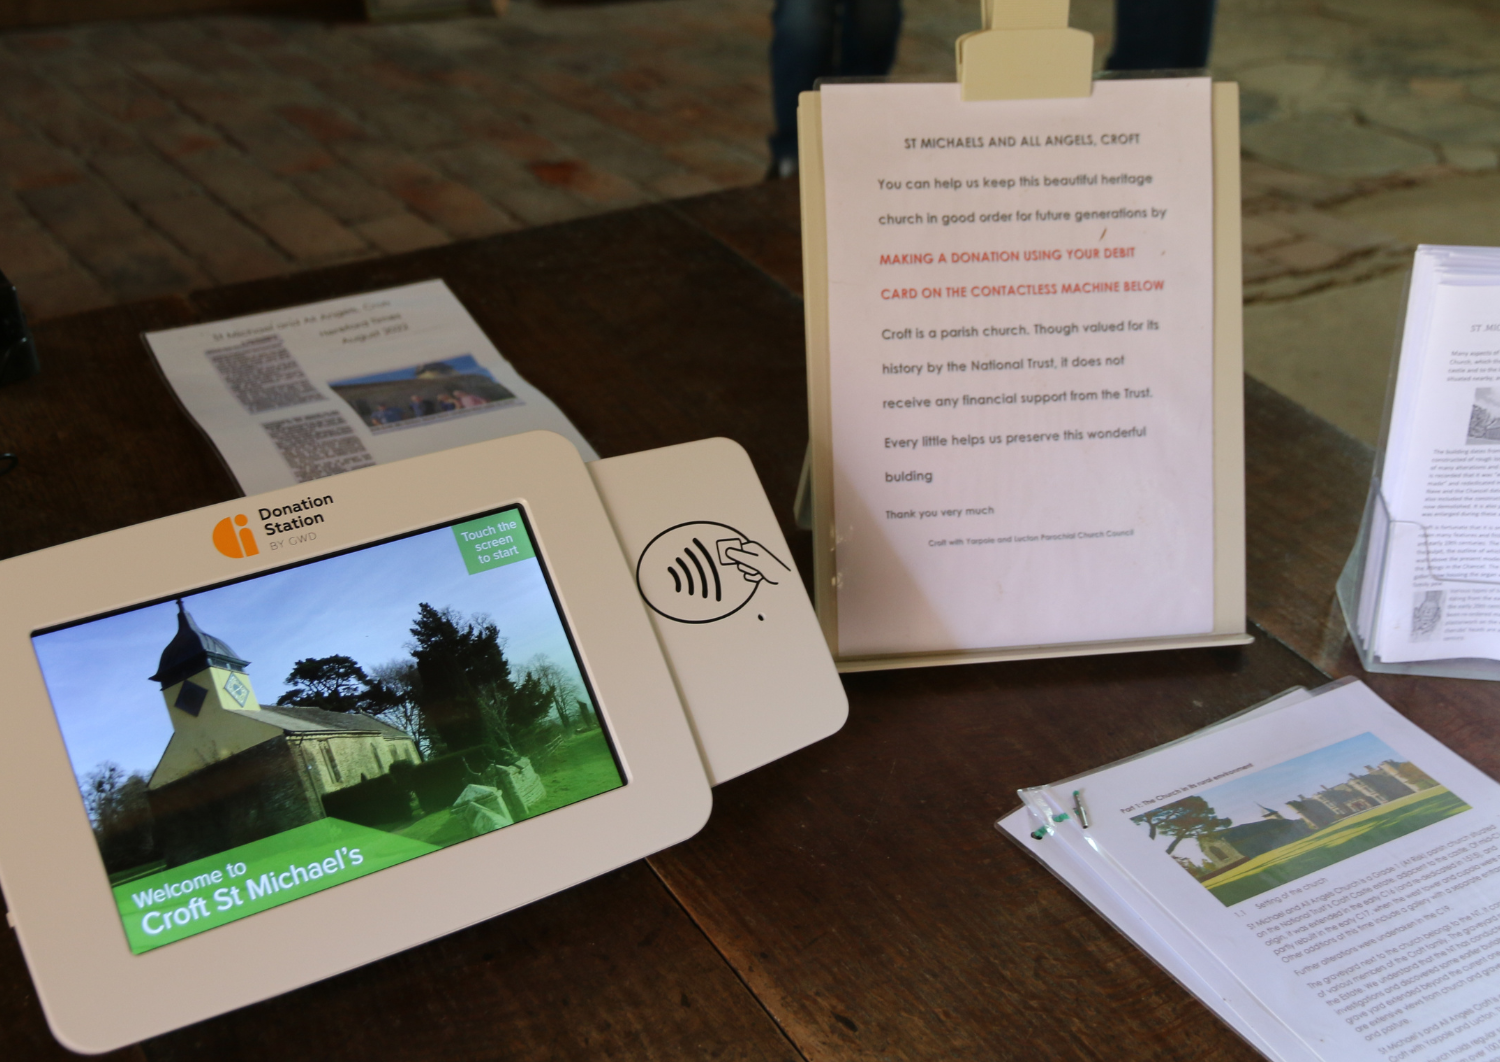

{"left": 328, "top": 355, "right": 518, "bottom": 433}
{"left": 32, "top": 508, "right": 623, "bottom": 952}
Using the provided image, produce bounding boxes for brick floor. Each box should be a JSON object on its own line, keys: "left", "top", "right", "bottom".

{"left": 0, "top": 0, "right": 787, "bottom": 321}
{"left": 0, "top": 0, "right": 1496, "bottom": 323}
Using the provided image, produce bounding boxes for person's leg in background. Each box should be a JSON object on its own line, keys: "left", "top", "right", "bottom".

{"left": 1106, "top": 0, "right": 1217, "bottom": 70}
{"left": 838, "top": 0, "right": 902, "bottom": 81}
{"left": 769, "top": 0, "right": 836, "bottom": 177}
{"left": 767, "top": 0, "right": 903, "bottom": 177}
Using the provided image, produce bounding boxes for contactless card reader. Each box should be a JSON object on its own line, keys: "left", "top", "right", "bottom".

{"left": 590, "top": 438, "right": 847, "bottom": 785}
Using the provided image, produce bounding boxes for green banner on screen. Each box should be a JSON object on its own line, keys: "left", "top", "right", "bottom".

{"left": 114, "top": 818, "right": 436, "bottom": 954}
{"left": 451, "top": 508, "right": 536, "bottom": 575}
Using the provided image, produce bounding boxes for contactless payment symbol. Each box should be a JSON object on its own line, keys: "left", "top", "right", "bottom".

{"left": 211, "top": 514, "right": 259, "bottom": 559}
{"left": 636, "top": 521, "right": 790, "bottom": 624}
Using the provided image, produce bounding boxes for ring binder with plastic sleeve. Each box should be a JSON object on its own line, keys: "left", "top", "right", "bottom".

{"left": 796, "top": 0, "right": 1250, "bottom": 672}
{"left": 998, "top": 680, "right": 1345, "bottom": 1062}
{"left": 999, "top": 675, "right": 1500, "bottom": 1062}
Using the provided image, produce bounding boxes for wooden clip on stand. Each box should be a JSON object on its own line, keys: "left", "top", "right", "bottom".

{"left": 956, "top": 0, "right": 1093, "bottom": 101}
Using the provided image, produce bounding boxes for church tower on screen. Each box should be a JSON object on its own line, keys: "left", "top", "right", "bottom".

{"left": 144, "top": 599, "right": 418, "bottom": 866}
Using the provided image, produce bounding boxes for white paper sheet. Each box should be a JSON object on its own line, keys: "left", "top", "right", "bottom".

{"left": 1008, "top": 680, "right": 1500, "bottom": 1062}
{"left": 818, "top": 78, "right": 1216, "bottom": 657}
{"left": 1358, "top": 248, "right": 1500, "bottom": 663}
{"left": 145, "top": 280, "right": 597, "bottom": 495}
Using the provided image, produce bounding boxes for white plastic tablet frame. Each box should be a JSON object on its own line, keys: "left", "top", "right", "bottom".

{"left": 0, "top": 430, "right": 712, "bottom": 1054}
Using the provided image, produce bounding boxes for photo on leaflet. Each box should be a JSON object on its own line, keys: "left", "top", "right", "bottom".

{"left": 1469, "top": 387, "right": 1500, "bottom": 445}
{"left": 328, "top": 354, "right": 518, "bottom": 432}
{"left": 31, "top": 509, "right": 622, "bottom": 952}
{"left": 1411, "top": 590, "right": 1445, "bottom": 642}
{"left": 1130, "top": 733, "right": 1469, "bottom": 907}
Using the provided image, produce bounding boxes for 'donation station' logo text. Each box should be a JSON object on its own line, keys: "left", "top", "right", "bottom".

{"left": 212, "top": 495, "right": 335, "bottom": 558}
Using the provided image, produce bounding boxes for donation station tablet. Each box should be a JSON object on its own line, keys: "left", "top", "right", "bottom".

{"left": 30, "top": 504, "right": 622, "bottom": 954}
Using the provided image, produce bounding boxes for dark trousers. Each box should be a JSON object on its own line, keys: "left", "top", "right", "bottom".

{"left": 1105, "top": 0, "right": 1218, "bottom": 70}
{"left": 768, "top": 0, "right": 903, "bottom": 163}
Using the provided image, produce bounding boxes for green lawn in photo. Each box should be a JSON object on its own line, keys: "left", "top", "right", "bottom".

{"left": 396, "top": 729, "right": 623, "bottom": 848}
{"left": 528, "top": 729, "right": 626, "bottom": 815}
{"left": 1205, "top": 787, "right": 1471, "bottom": 907}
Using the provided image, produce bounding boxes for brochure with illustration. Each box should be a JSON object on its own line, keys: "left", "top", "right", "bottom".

{"left": 145, "top": 279, "right": 597, "bottom": 495}
{"left": 999, "top": 679, "right": 1500, "bottom": 1062}
{"left": 32, "top": 502, "right": 621, "bottom": 955}
{"left": 1341, "top": 246, "right": 1500, "bottom": 677}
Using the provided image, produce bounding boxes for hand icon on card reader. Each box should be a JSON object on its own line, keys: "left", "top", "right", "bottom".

{"left": 637, "top": 521, "right": 790, "bottom": 623}
{"left": 717, "top": 537, "right": 783, "bottom": 585}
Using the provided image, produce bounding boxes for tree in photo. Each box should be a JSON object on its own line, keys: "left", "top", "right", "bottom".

{"left": 506, "top": 670, "right": 557, "bottom": 749}
{"left": 408, "top": 603, "right": 517, "bottom": 757}
{"left": 277, "top": 654, "right": 374, "bottom": 713}
{"left": 522, "top": 655, "right": 586, "bottom": 730}
{"left": 1134, "top": 796, "right": 1233, "bottom": 855}
{"left": 366, "top": 658, "right": 437, "bottom": 757}
{"left": 81, "top": 761, "right": 156, "bottom": 873}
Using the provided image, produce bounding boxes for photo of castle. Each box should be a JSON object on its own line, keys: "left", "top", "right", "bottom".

{"left": 1132, "top": 733, "right": 1469, "bottom": 906}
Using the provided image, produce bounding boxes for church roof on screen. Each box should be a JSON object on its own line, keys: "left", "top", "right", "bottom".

{"left": 254, "top": 704, "right": 412, "bottom": 738}
{"left": 149, "top": 599, "right": 250, "bottom": 688}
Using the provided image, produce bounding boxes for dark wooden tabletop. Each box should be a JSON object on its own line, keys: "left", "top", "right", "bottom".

{"left": 3, "top": 178, "right": 1497, "bottom": 1062}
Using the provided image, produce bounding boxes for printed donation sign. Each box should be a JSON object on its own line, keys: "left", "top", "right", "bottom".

{"left": 819, "top": 78, "right": 1216, "bottom": 656}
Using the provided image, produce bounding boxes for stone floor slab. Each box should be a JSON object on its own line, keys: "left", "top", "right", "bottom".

{"left": 1244, "top": 271, "right": 1409, "bottom": 445}
{"left": 1241, "top": 116, "right": 1439, "bottom": 179}
{"left": 1332, "top": 172, "right": 1500, "bottom": 248}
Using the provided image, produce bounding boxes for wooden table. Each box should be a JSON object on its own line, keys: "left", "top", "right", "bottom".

{"left": 3, "top": 179, "right": 1497, "bottom": 1062}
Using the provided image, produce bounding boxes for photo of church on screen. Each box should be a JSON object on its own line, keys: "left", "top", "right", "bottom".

{"left": 1131, "top": 733, "right": 1469, "bottom": 907}
{"left": 30, "top": 508, "right": 625, "bottom": 953}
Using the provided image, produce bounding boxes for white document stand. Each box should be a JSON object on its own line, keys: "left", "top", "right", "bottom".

{"left": 796, "top": 0, "right": 1251, "bottom": 672}
{"left": 1337, "top": 497, "right": 1500, "bottom": 681}
{"left": 1336, "top": 329, "right": 1500, "bottom": 682}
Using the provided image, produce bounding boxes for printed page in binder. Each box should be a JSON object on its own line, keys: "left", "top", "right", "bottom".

{"left": 819, "top": 78, "right": 1217, "bottom": 657}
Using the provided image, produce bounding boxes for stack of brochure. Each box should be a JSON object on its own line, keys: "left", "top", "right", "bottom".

{"left": 998, "top": 679, "right": 1500, "bottom": 1062}
{"left": 1341, "top": 245, "right": 1500, "bottom": 677}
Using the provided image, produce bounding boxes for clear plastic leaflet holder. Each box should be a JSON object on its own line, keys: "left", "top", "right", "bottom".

{"left": 1334, "top": 265, "right": 1500, "bottom": 681}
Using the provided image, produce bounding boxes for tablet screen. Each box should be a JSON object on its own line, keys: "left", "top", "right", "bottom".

{"left": 31, "top": 504, "right": 624, "bottom": 954}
